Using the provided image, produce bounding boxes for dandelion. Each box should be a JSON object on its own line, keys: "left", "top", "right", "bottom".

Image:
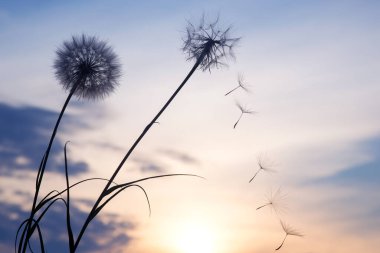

{"left": 54, "top": 34, "right": 121, "bottom": 100}
{"left": 256, "top": 187, "right": 286, "bottom": 214}
{"left": 39, "top": 34, "right": 121, "bottom": 194}
{"left": 234, "top": 102, "right": 255, "bottom": 129}
{"left": 182, "top": 15, "right": 240, "bottom": 71}
{"left": 225, "top": 73, "right": 250, "bottom": 96}
{"left": 275, "top": 220, "right": 303, "bottom": 250}
{"left": 249, "top": 155, "right": 275, "bottom": 183}
{"left": 17, "top": 35, "right": 121, "bottom": 253}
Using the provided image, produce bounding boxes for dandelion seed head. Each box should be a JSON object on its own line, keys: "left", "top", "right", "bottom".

{"left": 182, "top": 15, "right": 240, "bottom": 71}
{"left": 54, "top": 34, "right": 121, "bottom": 100}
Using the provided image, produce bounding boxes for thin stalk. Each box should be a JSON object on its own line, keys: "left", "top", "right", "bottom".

{"left": 73, "top": 42, "right": 212, "bottom": 252}
{"left": 233, "top": 113, "right": 243, "bottom": 129}
{"left": 256, "top": 203, "right": 270, "bottom": 210}
{"left": 20, "top": 81, "right": 79, "bottom": 253}
{"left": 64, "top": 142, "right": 75, "bottom": 253}
{"left": 249, "top": 168, "right": 260, "bottom": 183}
{"left": 224, "top": 86, "right": 239, "bottom": 96}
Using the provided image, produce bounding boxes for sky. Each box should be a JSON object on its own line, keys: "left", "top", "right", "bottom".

{"left": 0, "top": 0, "right": 379, "bottom": 252}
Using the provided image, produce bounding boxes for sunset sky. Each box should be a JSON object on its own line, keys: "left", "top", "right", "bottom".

{"left": 1, "top": 1, "right": 379, "bottom": 253}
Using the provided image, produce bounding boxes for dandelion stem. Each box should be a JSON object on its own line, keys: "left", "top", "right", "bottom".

{"left": 19, "top": 82, "right": 79, "bottom": 253}
{"left": 73, "top": 42, "right": 212, "bottom": 252}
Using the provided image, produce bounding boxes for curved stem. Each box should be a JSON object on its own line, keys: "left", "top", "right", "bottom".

{"left": 233, "top": 113, "right": 243, "bottom": 129}
{"left": 20, "top": 83, "right": 78, "bottom": 253}
{"left": 37, "top": 86, "right": 76, "bottom": 192}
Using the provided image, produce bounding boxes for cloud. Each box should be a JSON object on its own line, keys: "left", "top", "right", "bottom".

{"left": 158, "top": 148, "right": 199, "bottom": 165}
{"left": 132, "top": 157, "right": 165, "bottom": 173}
{"left": 1, "top": 199, "right": 133, "bottom": 253}
{"left": 311, "top": 136, "right": 380, "bottom": 188}
{"left": 88, "top": 140, "right": 125, "bottom": 152}
{"left": 128, "top": 149, "right": 200, "bottom": 174}
{"left": 308, "top": 136, "right": 380, "bottom": 234}
{"left": 0, "top": 102, "right": 89, "bottom": 176}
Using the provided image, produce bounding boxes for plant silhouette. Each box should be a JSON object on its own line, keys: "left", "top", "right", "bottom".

{"left": 73, "top": 16, "right": 240, "bottom": 251}
{"left": 16, "top": 34, "right": 121, "bottom": 253}
{"left": 16, "top": 16, "right": 240, "bottom": 253}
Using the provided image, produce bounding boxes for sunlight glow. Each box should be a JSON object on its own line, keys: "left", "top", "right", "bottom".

{"left": 174, "top": 222, "right": 216, "bottom": 253}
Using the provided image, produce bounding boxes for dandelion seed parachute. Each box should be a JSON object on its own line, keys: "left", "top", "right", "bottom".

{"left": 54, "top": 34, "right": 121, "bottom": 100}
{"left": 275, "top": 220, "right": 303, "bottom": 250}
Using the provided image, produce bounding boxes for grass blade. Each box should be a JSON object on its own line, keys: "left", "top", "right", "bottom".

{"left": 93, "top": 184, "right": 151, "bottom": 220}
{"left": 104, "top": 173, "right": 203, "bottom": 196}
{"left": 64, "top": 142, "right": 75, "bottom": 252}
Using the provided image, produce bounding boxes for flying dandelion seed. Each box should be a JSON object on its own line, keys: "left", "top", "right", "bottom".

{"left": 256, "top": 187, "right": 287, "bottom": 214}
{"left": 54, "top": 34, "right": 121, "bottom": 100}
{"left": 275, "top": 220, "right": 303, "bottom": 250}
{"left": 233, "top": 102, "right": 255, "bottom": 129}
{"left": 225, "top": 73, "right": 250, "bottom": 96}
{"left": 249, "top": 155, "right": 275, "bottom": 183}
{"left": 182, "top": 15, "right": 240, "bottom": 71}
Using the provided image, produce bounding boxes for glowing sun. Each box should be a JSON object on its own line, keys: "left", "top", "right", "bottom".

{"left": 175, "top": 223, "right": 216, "bottom": 253}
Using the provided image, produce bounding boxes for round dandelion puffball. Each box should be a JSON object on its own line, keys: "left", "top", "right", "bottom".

{"left": 54, "top": 34, "right": 121, "bottom": 100}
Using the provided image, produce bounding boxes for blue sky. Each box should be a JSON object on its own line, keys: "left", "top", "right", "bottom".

{"left": 1, "top": 1, "right": 379, "bottom": 252}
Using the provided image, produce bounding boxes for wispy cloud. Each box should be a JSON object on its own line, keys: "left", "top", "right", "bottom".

{"left": 132, "top": 157, "right": 165, "bottom": 173}
{"left": 0, "top": 102, "right": 89, "bottom": 176}
{"left": 302, "top": 136, "right": 380, "bottom": 234}
{"left": 158, "top": 148, "right": 200, "bottom": 165}
{"left": 312, "top": 136, "right": 380, "bottom": 188}
{"left": 86, "top": 140, "right": 125, "bottom": 152}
